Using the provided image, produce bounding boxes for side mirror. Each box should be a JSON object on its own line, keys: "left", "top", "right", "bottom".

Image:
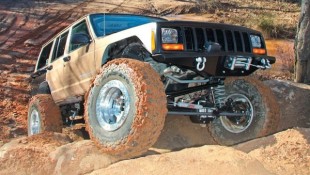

{"left": 71, "top": 33, "right": 91, "bottom": 45}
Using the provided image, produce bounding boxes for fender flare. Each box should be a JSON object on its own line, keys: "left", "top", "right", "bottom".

{"left": 101, "top": 36, "right": 149, "bottom": 65}
{"left": 37, "top": 81, "right": 51, "bottom": 94}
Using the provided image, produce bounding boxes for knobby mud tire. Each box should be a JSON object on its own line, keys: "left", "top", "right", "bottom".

{"left": 84, "top": 58, "right": 167, "bottom": 158}
{"left": 208, "top": 77, "right": 280, "bottom": 145}
{"left": 27, "top": 94, "right": 63, "bottom": 135}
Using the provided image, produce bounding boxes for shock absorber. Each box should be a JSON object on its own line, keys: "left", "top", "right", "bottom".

{"left": 212, "top": 85, "right": 227, "bottom": 108}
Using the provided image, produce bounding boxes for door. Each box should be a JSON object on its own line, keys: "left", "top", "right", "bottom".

{"left": 47, "top": 31, "right": 70, "bottom": 103}
{"left": 31, "top": 41, "right": 53, "bottom": 95}
{"left": 62, "top": 20, "right": 96, "bottom": 101}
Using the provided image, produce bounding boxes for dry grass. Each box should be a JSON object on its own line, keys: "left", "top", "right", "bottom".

{"left": 191, "top": 0, "right": 301, "bottom": 39}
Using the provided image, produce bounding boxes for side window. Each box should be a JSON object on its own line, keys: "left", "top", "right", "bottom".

{"left": 52, "top": 31, "right": 69, "bottom": 62}
{"left": 37, "top": 42, "right": 53, "bottom": 70}
{"left": 69, "top": 20, "right": 90, "bottom": 52}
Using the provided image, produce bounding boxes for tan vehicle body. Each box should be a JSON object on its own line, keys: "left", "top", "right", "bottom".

{"left": 35, "top": 15, "right": 157, "bottom": 105}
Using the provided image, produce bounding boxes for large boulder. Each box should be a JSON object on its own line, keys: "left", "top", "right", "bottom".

{"left": 1, "top": 128, "right": 309, "bottom": 175}
{"left": 0, "top": 132, "right": 72, "bottom": 175}
{"left": 264, "top": 80, "right": 310, "bottom": 131}
{"left": 235, "top": 128, "right": 310, "bottom": 175}
{"left": 49, "top": 140, "right": 124, "bottom": 175}
{"left": 89, "top": 145, "right": 273, "bottom": 175}
{"left": 0, "top": 132, "right": 126, "bottom": 175}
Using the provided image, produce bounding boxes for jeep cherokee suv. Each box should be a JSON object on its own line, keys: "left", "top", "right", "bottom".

{"left": 28, "top": 13, "right": 279, "bottom": 158}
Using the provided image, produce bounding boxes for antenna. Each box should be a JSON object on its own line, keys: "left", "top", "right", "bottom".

{"left": 103, "top": 0, "right": 106, "bottom": 36}
{"left": 104, "top": 12, "right": 106, "bottom": 36}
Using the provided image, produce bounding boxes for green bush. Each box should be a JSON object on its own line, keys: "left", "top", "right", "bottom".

{"left": 258, "top": 14, "right": 296, "bottom": 38}
{"left": 259, "top": 14, "right": 275, "bottom": 37}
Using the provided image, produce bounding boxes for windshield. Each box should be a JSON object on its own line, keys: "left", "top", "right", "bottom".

{"left": 90, "top": 14, "right": 166, "bottom": 37}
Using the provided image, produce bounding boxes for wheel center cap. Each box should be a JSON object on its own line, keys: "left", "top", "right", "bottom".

{"left": 96, "top": 80, "right": 130, "bottom": 132}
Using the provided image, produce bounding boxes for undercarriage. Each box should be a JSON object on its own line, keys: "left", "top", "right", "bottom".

{"left": 59, "top": 55, "right": 271, "bottom": 132}
{"left": 163, "top": 65, "right": 254, "bottom": 132}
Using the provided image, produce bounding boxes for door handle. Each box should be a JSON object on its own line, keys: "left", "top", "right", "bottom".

{"left": 63, "top": 56, "right": 71, "bottom": 62}
{"left": 46, "top": 65, "right": 53, "bottom": 70}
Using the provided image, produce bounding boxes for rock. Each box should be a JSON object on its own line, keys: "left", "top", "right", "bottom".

{"left": 49, "top": 140, "right": 124, "bottom": 175}
{"left": 0, "top": 128, "right": 309, "bottom": 175}
{"left": 0, "top": 132, "right": 72, "bottom": 175}
{"left": 236, "top": 128, "right": 310, "bottom": 175}
{"left": 89, "top": 145, "right": 273, "bottom": 175}
{"left": 0, "top": 132, "right": 124, "bottom": 175}
{"left": 150, "top": 116, "right": 216, "bottom": 155}
{"left": 264, "top": 80, "right": 310, "bottom": 130}
{"left": 24, "top": 39, "right": 39, "bottom": 47}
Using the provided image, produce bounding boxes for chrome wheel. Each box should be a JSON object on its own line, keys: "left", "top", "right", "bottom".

{"left": 30, "top": 108, "right": 41, "bottom": 135}
{"left": 220, "top": 94, "right": 254, "bottom": 133}
{"left": 96, "top": 80, "right": 130, "bottom": 132}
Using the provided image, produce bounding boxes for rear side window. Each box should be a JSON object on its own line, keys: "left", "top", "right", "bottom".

{"left": 37, "top": 42, "right": 53, "bottom": 70}
{"left": 69, "top": 20, "right": 90, "bottom": 52}
{"left": 52, "top": 31, "right": 69, "bottom": 61}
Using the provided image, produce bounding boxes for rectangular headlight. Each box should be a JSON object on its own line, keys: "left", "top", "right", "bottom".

{"left": 250, "top": 35, "right": 262, "bottom": 48}
{"left": 161, "top": 28, "right": 178, "bottom": 44}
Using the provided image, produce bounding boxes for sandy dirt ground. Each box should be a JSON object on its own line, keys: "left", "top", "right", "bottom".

{"left": 0, "top": 0, "right": 308, "bottom": 175}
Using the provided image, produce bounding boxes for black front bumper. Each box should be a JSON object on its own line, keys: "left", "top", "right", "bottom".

{"left": 152, "top": 52, "right": 276, "bottom": 77}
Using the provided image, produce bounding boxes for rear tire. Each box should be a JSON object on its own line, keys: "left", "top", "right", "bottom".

{"left": 208, "top": 77, "right": 280, "bottom": 145}
{"left": 27, "top": 94, "right": 63, "bottom": 136}
{"left": 84, "top": 58, "right": 167, "bottom": 157}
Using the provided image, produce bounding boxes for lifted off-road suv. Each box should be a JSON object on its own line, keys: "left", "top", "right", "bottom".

{"left": 28, "top": 13, "right": 279, "bottom": 157}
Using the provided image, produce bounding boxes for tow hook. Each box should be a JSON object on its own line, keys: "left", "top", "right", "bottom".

{"left": 196, "top": 57, "right": 206, "bottom": 71}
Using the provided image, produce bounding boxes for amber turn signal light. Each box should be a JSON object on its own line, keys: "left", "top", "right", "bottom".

{"left": 162, "top": 43, "right": 184, "bottom": 51}
{"left": 253, "top": 48, "right": 266, "bottom": 55}
{"left": 151, "top": 31, "right": 156, "bottom": 51}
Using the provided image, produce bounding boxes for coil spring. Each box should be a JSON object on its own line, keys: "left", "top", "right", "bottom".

{"left": 213, "top": 85, "right": 227, "bottom": 108}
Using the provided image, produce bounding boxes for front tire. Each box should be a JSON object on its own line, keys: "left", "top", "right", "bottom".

{"left": 208, "top": 77, "right": 280, "bottom": 145}
{"left": 85, "top": 58, "right": 167, "bottom": 157}
{"left": 27, "top": 94, "right": 63, "bottom": 136}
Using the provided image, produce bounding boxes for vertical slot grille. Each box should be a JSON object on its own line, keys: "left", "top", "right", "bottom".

{"left": 169, "top": 26, "right": 255, "bottom": 53}
{"left": 216, "top": 29, "right": 225, "bottom": 51}
{"left": 195, "top": 28, "right": 205, "bottom": 51}
{"left": 234, "top": 31, "right": 243, "bottom": 52}
{"left": 202, "top": 28, "right": 253, "bottom": 53}
{"left": 225, "top": 30, "right": 234, "bottom": 51}
{"left": 206, "top": 28, "right": 215, "bottom": 42}
{"left": 184, "top": 27, "right": 194, "bottom": 50}
{"left": 242, "top": 32, "right": 251, "bottom": 53}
